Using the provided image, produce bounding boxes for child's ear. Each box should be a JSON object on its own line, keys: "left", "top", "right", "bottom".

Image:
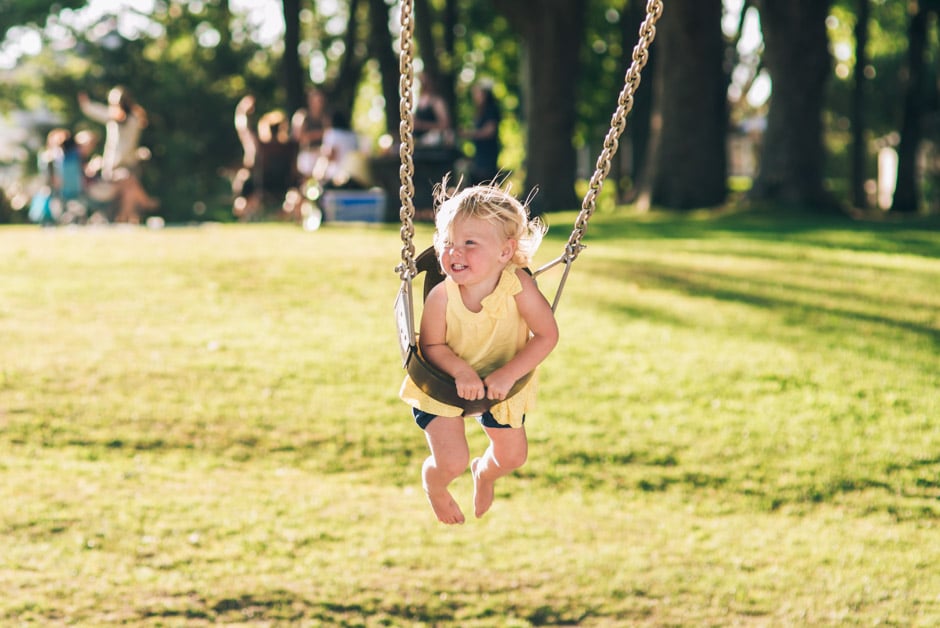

{"left": 500, "top": 239, "right": 517, "bottom": 262}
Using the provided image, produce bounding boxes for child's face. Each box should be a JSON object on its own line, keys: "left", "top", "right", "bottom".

{"left": 440, "top": 216, "right": 515, "bottom": 289}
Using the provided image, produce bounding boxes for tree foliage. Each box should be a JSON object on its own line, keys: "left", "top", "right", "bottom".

{"left": 0, "top": 0, "right": 85, "bottom": 41}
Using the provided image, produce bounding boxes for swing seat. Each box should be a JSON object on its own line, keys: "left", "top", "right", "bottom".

{"left": 399, "top": 246, "right": 533, "bottom": 417}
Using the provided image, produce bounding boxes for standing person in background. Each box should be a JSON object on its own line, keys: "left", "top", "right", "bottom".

{"left": 414, "top": 71, "right": 453, "bottom": 146}
{"left": 463, "top": 79, "right": 502, "bottom": 184}
{"left": 78, "top": 87, "right": 150, "bottom": 181}
{"left": 38, "top": 129, "right": 80, "bottom": 199}
{"left": 30, "top": 128, "right": 74, "bottom": 224}
{"left": 78, "top": 86, "right": 159, "bottom": 223}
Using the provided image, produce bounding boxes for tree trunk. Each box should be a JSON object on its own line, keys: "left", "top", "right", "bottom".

{"left": 638, "top": 0, "right": 726, "bottom": 210}
{"left": 892, "top": 4, "right": 930, "bottom": 213}
{"left": 281, "top": 0, "right": 303, "bottom": 115}
{"left": 414, "top": 0, "right": 457, "bottom": 122}
{"left": 494, "top": 0, "right": 585, "bottom": 213}
{"left": 366, "top": 0, "right": 399, "bottom": 135}
{"left": 332, "top": 0, "right": 367, "bottom": 116}
{"left": 622, "top": 0, "right": 657, "bottom": 202}
{"left": 851, "top": 0, "right": 870, "bottom": 210}
{"left": 750, "top": 0, "right": 836, "bottom": 210}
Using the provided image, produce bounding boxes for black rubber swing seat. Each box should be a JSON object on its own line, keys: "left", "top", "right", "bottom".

{"left": 402, "top": 246, "right": 534, "bottom": 417}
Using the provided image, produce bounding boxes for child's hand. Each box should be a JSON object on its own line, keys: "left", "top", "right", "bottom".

{"left": 454, "top": 370, "right": 485, "bottom": 401}
{"left": 483, "top": 369, "right": 516, "bottom": 401}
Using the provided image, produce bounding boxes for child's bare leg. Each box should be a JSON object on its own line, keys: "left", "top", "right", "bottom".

{"left": 472, "top": 425, "right": 527, "bottom": 518}
{"left": 422, "top": 416, "right": 470, "bottom": 524}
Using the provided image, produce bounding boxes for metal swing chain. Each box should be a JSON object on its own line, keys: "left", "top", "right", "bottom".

{"left": 563, "top": 0, "right": 664, "bottom": 264}
{"left": 396, "top": 0, "right": 418, "bottom": 281}
{"left": 396, "top": 0, "right": 663, "bottom": 302}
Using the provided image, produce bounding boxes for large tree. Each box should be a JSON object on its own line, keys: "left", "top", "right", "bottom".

{"left": 366, "top": 0, "right": 400, "bottom": 136}
{"left": 622, "top": 0, "right": 657, "bottom": 202}
{"left": 414, "top": 0, "right": 458, "bottom": 122}
{"left": 282, "top": 0, "right": 304, "bottom": 115}
{"left": 750, "top": 0, "right": 835, "bottom": 209}
{"left": 892, "top": 0, "right": 937, "bottom": 213}
{"left": 493, "top": 0, "right": 586, "bottom": 213}
{"left": 850, "top": 0, "right": 870, "bottom": 210}
{"left": 637, "top": 0, "right": 727, "bottom": 210}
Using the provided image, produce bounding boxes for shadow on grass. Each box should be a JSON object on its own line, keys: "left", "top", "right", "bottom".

{"left": 588, "top": 259, "right": 940, "bottom": 348}
{"left": 558, "top": 207, "right": 940, "bottom": 348}
{"left": 134, "top": 590, "right": 600, "bottom": 626}
{"left": 545, "top": 207, "right": 940, "bottom": 258}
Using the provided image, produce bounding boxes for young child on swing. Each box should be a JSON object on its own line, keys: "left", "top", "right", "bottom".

{"left": 400, "top": 181, "right": 559, "bottom": 524}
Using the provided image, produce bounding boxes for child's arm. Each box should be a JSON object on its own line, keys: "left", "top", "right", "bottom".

{"left": 419, "top": 283, "right": 487, "bottom": 401}
{"left": 483, "top": 269, "right": 559, "bottom": 401}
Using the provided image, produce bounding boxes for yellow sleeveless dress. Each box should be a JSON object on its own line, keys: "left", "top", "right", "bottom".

{"left": 399, "top": 265, "right": 537, "bottom": 428}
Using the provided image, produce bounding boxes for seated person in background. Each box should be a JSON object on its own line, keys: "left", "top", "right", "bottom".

{"left": 414, "top": 71, "right": 453, "bottom": 146}
{"left": 48, "top": 129, "right": 87, "bottom": 224}
{"left": 233, "top": 94, "right": 300, "bottom": 220}
{"left": 78, "top": 129, "right": 157, "bottom": 224}
{"left": 58, "top": 133, "right": 84, "bottom": 204}
{"left": 39, "top": 128, "right": 84, "bottom": 205}
{"left": 313, "top": 111, "right": 371, "bottom": 190}
{"left": 291, "top": 87, "right": 329, "bottom": 179}
{"left": 30, "top": 128, "right": 73, "bottom": 224}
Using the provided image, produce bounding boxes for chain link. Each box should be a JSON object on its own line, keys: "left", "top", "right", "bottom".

{"left": 396, "top": 0, "right": 418, "bottom": 280}
{"left": 397, "top": 0, "right": 663, "bottom": 279}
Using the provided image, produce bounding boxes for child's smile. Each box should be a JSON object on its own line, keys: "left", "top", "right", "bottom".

{"left": 440, "top": 217, "right": 514, "bottom": 299}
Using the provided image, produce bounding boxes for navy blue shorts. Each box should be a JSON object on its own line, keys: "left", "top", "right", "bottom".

{"left": 412, "top": 407, "right": 524, "bottom": 430}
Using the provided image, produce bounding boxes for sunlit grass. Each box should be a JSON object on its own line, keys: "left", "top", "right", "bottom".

{"left": 1, "top": 213, "right": 938, "bottom": 626}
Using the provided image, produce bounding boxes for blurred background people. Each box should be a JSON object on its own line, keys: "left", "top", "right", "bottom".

{"left": 413, "top": 71, "right": 452, "bottom": 146}
{"left": 78, "top": 138, "right": 159, "bottom": 224}
{"left": 313, "top": 110, "right": 370, "bottom": 190}
{"left": 292, "top": 87, "right": 330, "bottom": 179}
{"left": 78, "top": 87, "right": 147, "bottom": 180}
{"left": 78, "top": 86, "right": 158, "bottom": 223}
{"left": 30, "top": 128, "right": 69, "bottom": 224}
{"left": 233, "top": 94, "right": 300, "bottom": 220}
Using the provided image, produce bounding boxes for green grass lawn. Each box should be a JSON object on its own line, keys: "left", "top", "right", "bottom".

{"left": 1, "top": 210, "right": 938, "bottom": 626}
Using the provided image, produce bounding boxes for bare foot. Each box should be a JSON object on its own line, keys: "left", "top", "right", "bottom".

{"left": 471, "top": 457, "right": 495, "bottom": 519}
{"left": 424, "top": 487, "right": 465, "bottom": 525}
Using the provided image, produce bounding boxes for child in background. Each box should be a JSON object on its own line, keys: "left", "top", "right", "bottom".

{"left": 400, "top": 182, "right": 559, "bottom": 524}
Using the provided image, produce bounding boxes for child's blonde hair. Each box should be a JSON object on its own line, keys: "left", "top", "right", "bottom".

{"left": 433, "top": 180, "right": 546, "bottom": 267}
